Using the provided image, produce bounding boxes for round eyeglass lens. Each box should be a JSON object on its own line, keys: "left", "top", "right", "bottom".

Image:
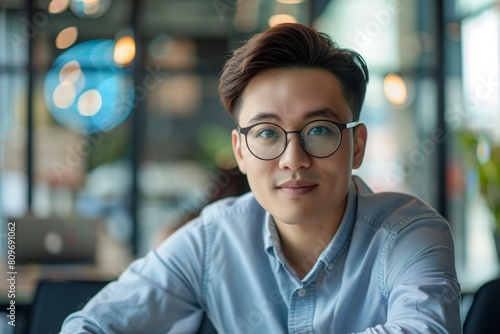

{"left": 301, "top": 121, "right": 341, "bottom": 157}
{"left": 246, "top": 123, "right": 286, "bottom": 159}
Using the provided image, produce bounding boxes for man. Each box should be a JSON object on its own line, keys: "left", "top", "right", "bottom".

{"left": 61, "top": 23, "right": 461, "bottom": 333}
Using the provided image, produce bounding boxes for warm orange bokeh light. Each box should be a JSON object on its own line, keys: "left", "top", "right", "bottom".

{"left": 55, "top": 26, "right": 78, "bottom": 50}
{"left": 268, "top": 14, "right": 297, "bottom": 27}
{"left": 114, "top": 36, "right": 136, "bottom": 66}
{"left": 383, "top": 73, "right": 408, "bottom": 106}
{"left": 276, "top": 0, "right": 303, "bottom": 4}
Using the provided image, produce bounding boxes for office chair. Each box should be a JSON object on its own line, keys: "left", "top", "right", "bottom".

{"left": 25, "top": 279, "right": 217, "bottom": 334}
{"left": 463, "top": 278, "right": 500, "bottom": 334}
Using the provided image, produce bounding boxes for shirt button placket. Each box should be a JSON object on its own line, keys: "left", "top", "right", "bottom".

{"left": 288, "top": 285, "right": 315, "bottom": 334}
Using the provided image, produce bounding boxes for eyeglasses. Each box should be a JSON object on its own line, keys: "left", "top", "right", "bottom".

{"left": 238, "top": 120, "right": 359, "bottom": 160}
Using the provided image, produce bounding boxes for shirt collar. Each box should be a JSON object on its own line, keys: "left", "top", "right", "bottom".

{"left": 262, "top": 177, "right": 359, "bottom": 266}
{"left": 264, "top": 211, "right": 280, "bottom": 257}
{"left": 318, "top": 179, "right": 358, "bottom": 265}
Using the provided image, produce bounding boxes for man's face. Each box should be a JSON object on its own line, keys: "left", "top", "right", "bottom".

{"left": 232, "top": 68, "right": 367, "bottom": 228}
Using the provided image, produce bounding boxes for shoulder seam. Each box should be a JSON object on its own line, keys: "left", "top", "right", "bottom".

{"left": 200, "top": 215, "right": 211, "bottom": 308}
{"left": 377, "top": 211, "right": 442, "bottom": 301}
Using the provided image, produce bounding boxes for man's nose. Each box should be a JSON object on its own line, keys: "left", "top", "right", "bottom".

{"left": 278, "top": 134, "right": 312, "bottom": 170}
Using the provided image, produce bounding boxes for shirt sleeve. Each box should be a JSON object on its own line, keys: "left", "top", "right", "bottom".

{"left": 60, "top": 218, "right": 207, "bottom": 334}
{"left": 357, "top": 215, "right": 462, "bottom": 334}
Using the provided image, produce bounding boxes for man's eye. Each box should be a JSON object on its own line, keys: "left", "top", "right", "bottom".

{"left": 307, "top": 126, "right": 330, "bottom": 136}
{"left": 257, "top": 129, "right": 279, "bottom": 139}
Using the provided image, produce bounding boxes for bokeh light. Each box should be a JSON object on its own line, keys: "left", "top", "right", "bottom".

{"left": 53, "top": 82, "right": 76, "bottom": 109}
{"left": 70, "top": 0, "right": 111, "bottom": 19}
{"left": 383, "top": 73, "right": 408, "bottom": 106}
{"left": 55, "top": 26, "right": 78, "bottom": 49}
{"left": 276, "top": 0, "right": 303, "bottom": 4}
{"left": 44, "top": 40, "right": 134, "bottom": 134}
{"left": 268, "top": 14, "right": 297, "bottom": 27}
{"left": 48, "top": 0, "right": 70, "bottom": 14}
{"left": 78, "top": 89, "right": 102, "bottom": 116}
{"left": 114, "top": 35, "right": 136, "bottom": 67}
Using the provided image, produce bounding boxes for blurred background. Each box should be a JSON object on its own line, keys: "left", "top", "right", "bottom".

{"left": 0, "top": 0, "right": 499, "bottom": 331}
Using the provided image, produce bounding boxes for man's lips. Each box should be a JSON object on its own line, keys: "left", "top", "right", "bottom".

{"left": 276, "top": 180, "right": 318, "bottom": 195}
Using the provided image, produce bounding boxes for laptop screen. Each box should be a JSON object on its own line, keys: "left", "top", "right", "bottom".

{"left": 5, "top": 216, "right": 101, "bottom": 265}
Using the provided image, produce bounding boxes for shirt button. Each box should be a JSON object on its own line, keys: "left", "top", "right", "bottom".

{"left": 298, "top": 288, "right": 307, "bottom": 297}
{"left": 327, "top": 263, "right": 334, "bottom": 270}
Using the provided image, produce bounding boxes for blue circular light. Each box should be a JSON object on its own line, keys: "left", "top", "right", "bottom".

{"left": 44, "top": 39, "right": 134, "bottom": 134}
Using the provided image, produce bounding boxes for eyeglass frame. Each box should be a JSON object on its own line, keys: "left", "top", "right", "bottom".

{"left": 237, "top": 119, "right": 359, "bottom": 161}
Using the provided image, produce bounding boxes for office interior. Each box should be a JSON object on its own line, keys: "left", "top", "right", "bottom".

{"left": 0, "top": 0, "right": 499, "bottom": 331}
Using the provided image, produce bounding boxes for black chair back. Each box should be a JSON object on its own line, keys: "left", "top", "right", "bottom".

{"left": 25, "top": 279, "right": 109, "bottom": 334}
{"left": 463, "top": 278, "right": 500, "bottom": 334}
{"left": 25, "top": 279, "right": 218, "bottom": 333}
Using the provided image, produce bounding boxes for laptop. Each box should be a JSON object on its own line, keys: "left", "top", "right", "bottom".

{"left": 5, "top": 216, "right": 101, "bottom": 265}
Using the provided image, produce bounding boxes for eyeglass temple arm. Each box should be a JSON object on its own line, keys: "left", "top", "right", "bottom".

{"left": 345, "top": 121, "right": 359, "bottom": 129}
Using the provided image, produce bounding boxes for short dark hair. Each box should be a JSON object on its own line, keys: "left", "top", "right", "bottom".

{"left": 219, "top": 23, "right": 369, "bottom": 121}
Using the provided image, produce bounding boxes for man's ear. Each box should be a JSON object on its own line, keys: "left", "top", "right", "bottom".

{"left": 352, "top": 123, "right": 367, "bottom": 169}
{"left": 232, "top": 129, "right": 247, "bottom": 175}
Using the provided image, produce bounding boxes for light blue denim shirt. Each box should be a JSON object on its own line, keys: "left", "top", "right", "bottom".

{"left": 61, "top": 176, "right": 461, "bottom": 333}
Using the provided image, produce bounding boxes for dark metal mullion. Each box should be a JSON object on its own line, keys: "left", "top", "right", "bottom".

{"left": 435, "top": 0, "right": 448, "bottom": 219}
{"left": 26, "top": 0, "right": 34, "bottom": 212}
{"left": 130, "top": 0, "right": 143, "bottom": 256}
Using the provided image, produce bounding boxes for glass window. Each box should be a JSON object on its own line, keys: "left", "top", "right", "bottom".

{"left": 456, "top": 7, "right": 500, "bottom": 290}
{"left": 1, "top": 8, "right": 29, "bottom": 221}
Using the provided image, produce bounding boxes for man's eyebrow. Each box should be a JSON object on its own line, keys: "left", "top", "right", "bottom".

{"left": 247, "top": 108, "right": 342, "bottom": 124}
{"left": 304, "top": 108, "right": 342, "bottom": 121}
{"left": 248, "top": 112, "right": 281, "bottom": 123}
